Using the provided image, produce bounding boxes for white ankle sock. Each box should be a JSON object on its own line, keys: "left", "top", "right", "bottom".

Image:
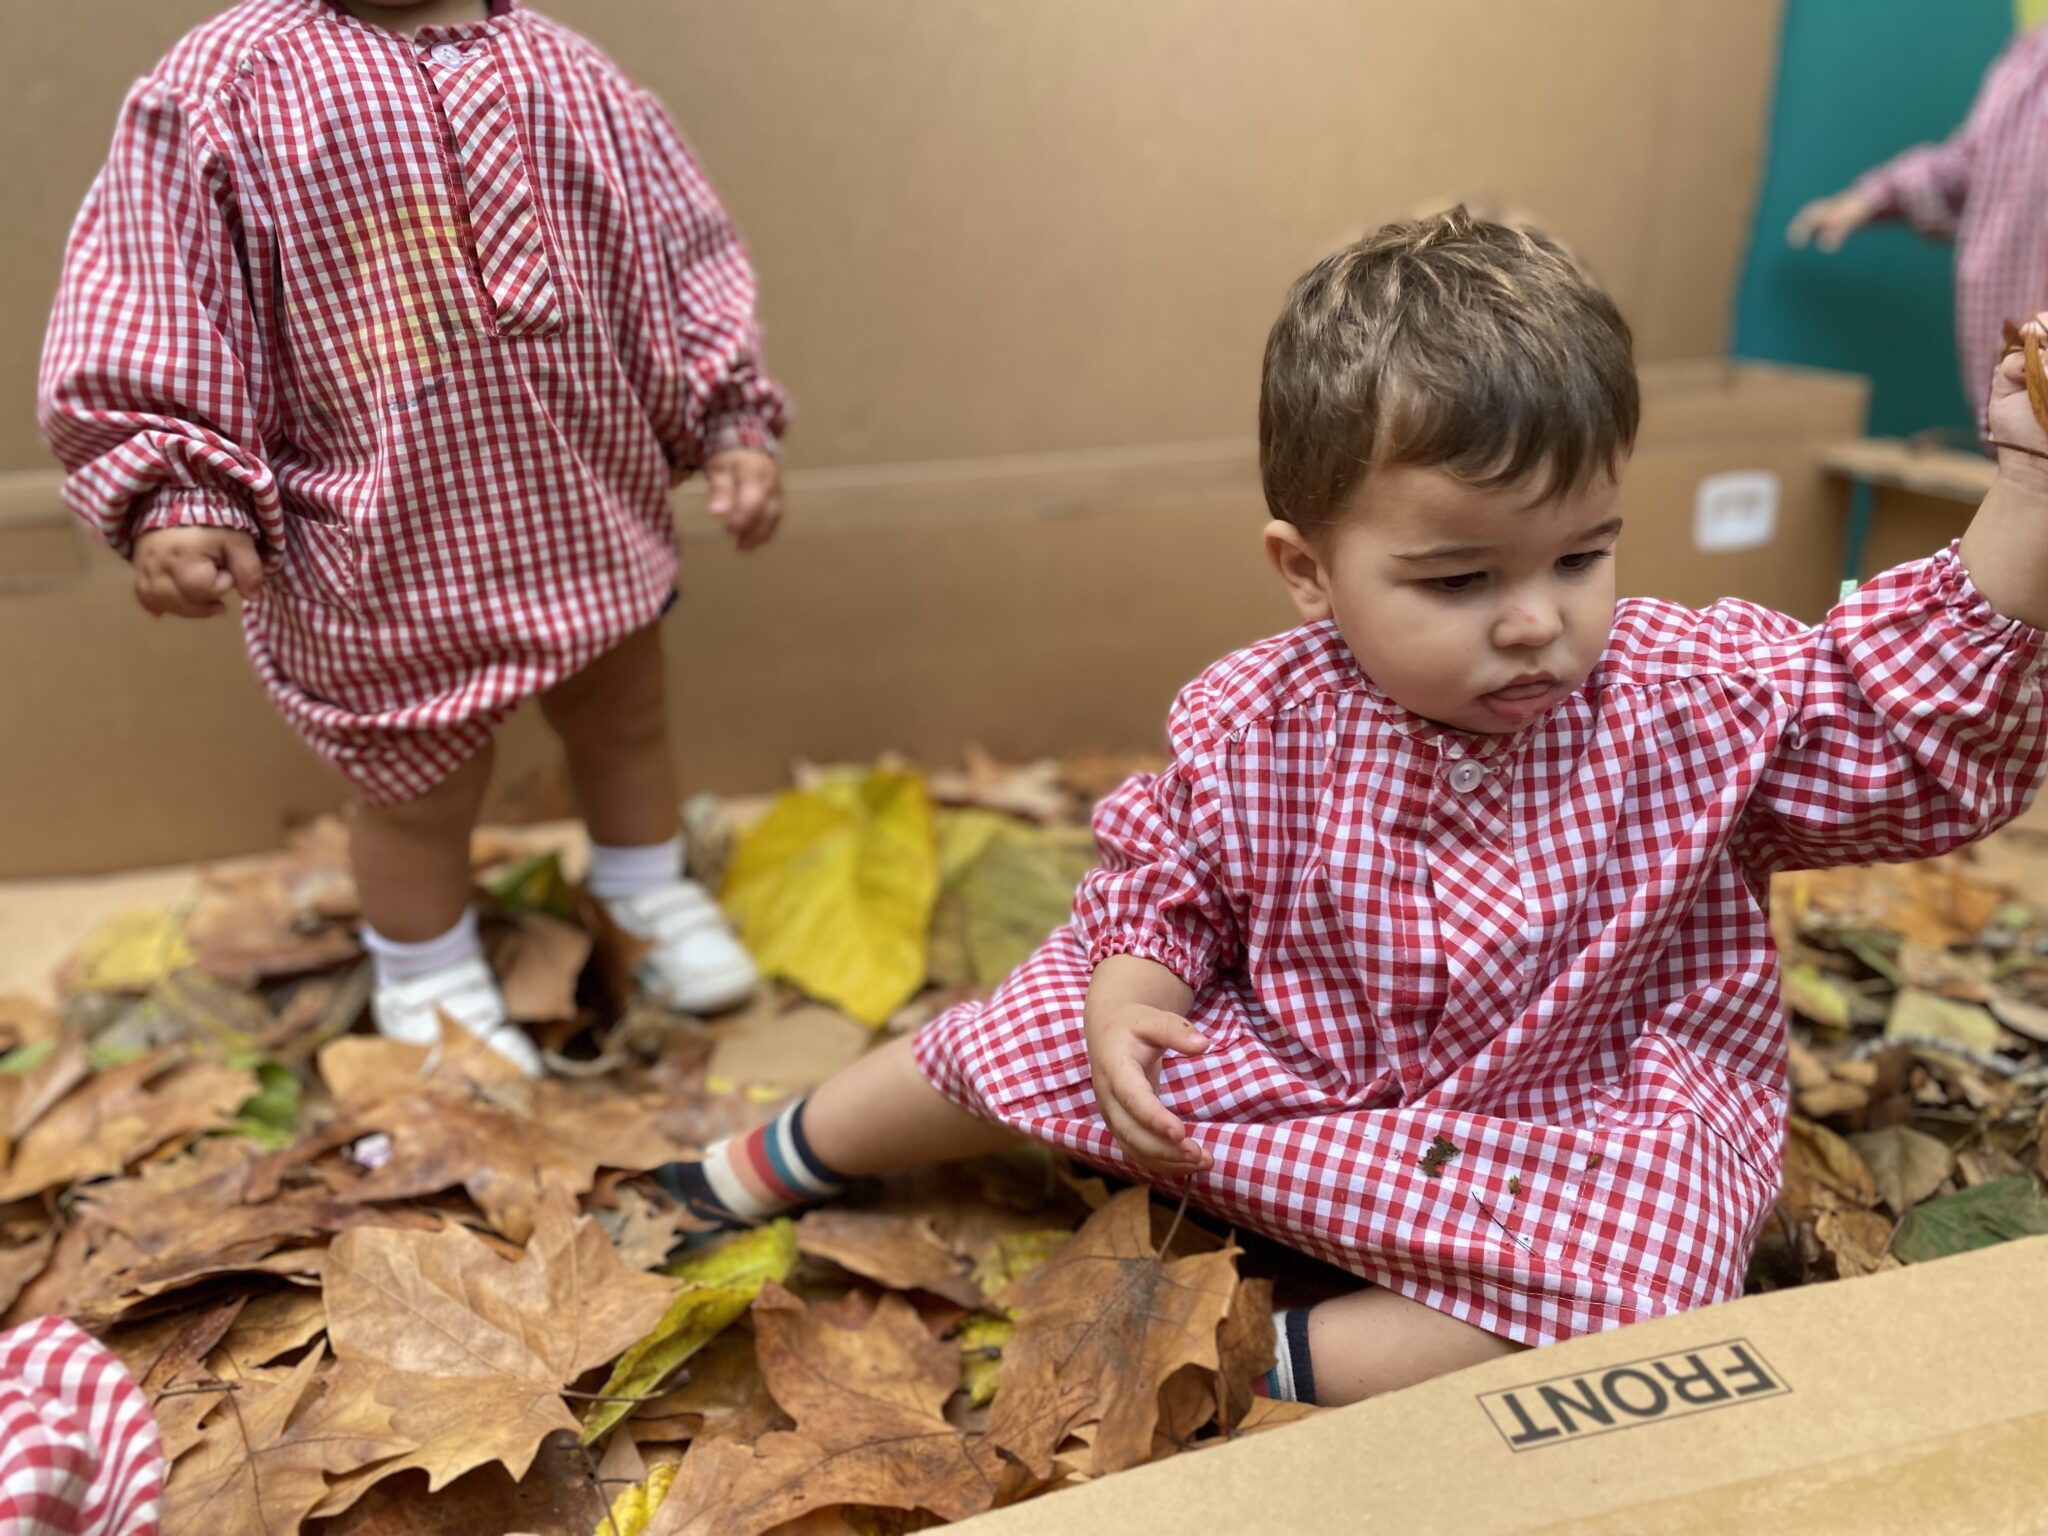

{"left": 363, "top": 906, "right": 484, "bottom": 988}
{"left": 587, "top": 835, "right": 685, "bottom": 901}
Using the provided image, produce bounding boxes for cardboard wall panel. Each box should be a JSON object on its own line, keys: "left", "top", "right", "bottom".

{"left": 1, "top": 0, "right": 1782, "bottom": 473}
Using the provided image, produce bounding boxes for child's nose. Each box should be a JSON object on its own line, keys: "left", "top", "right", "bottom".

{"left": 1495, "top": 601, "right": 1563, "bottom": 649}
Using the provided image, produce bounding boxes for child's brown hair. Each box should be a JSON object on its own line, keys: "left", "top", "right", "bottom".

{"left": 1258, "top": 207, "right": 1638, "bottom": 529}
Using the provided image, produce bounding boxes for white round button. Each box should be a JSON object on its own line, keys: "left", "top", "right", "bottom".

{"left": 1447, "top": 760, "right": 1485, "bottom": 794}
{"left": 432, "top": 43, "right": 466, "bottom": 66}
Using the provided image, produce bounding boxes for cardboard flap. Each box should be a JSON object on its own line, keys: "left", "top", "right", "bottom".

{"left": 957, "top": 1236, "right": 2048, "bottom": 1534}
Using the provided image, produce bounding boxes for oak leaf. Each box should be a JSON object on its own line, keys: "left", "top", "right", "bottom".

{"left": 315, "top": 1193, "right": 676, "bottom": 1511}
{"left": 796, "top": 1209, "right": 983, "bottom": 1308}
{"left": 161, "top": 1342, "right": 410, "bottom": 1534}
{"left": 0, "top": 1053, "right": 255, "bottom": 1202}
{"left": 327, "top": 1040, "right": 692, "bottom": 1242}
{"left": 985, "top": 1188, "right": 1238, "bottom": 1480}
{"left": 628, "top": 1328, "right": 787, "bottom": 1446}
{"left": 647, "top": 1284, "right": 1004, "bottom": 1535}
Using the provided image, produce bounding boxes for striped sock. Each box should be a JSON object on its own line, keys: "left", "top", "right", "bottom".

{"left": 653, "top": 1098, "right": 848, "bottom": 1226}
{"left": 1259, "top": 1307, "right": 1318, "bottom": 1404}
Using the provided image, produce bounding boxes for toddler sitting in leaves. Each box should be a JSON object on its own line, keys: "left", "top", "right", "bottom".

{"left": 663, "top": 208, "right": 2048, "bottom": 1407}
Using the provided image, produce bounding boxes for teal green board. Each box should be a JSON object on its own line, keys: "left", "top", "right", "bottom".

{"left": 1733, "top": 0, "right": 2013, "bottom": 436}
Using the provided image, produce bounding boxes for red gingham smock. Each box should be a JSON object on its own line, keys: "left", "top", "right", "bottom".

{"left": 39, "top": 0, "right": 786, "bottom": 804}
{"left": 0, "top": 1317, "right": 163, "bottom": 1536}
{"left": 1854, "top": 25, "right": 2048, "bottom": 424}
{"left": 917, "top": 550, "right": 2048, "bottom": 1347}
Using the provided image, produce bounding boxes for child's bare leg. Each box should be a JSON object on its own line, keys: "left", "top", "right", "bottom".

{"left": 355, "top": 742, "right": 542, "bottom": 1072}
{"left": 541, "top": 623, "right": 759, "bottom": 1009}
{"left": 800, "top": 1033, "right": 1019, "bottom": 1174}
{"left": 657, "top": 1034, "right": 1015, "bottom": 1223}
{"left": 351, "top": 742, "right": 495, "bottom": 940}
{"left": 537, "top": 622, "right": 678, "bottom": 846}
{"left": 1277, "top": 1285, "right": 1524, "bottom": 1407}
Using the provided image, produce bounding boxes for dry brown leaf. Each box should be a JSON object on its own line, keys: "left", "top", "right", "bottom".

{"left": 3, "top": 1218, "right": 95, "bottom": 1326}
{"left": 1229, "top": 1396, "right": 1320, "bottom": 1436}
{"left": 117, "top": 1297, "right": 248, "bottom": 1462}
{"left": 928, "top": 746, "right": 1069, "bottom": 824}
{"left": 0, "top": 1222, "right": 55, "bottom": 1318}
{"left": 1212, "top": 1275, "right": 1277, "bottom": 1435}
{"left": 1795, "top": 1080, "right": 1869, "bottom": 1119}
{"left": 630, "top": 1327, "right": 787, "bottom": 1446}
{"left": 0, "top": 996, "right": 61, "bottom": 1053}
{"left": 184, "top": 863, "right": 363, "bottom": 986}
{"left": 1778, "top": 1116, "right": 1879, "bottom": 1224}
{"left": 648, "top": 1284, "right": 1004, "bottom": 1536}
{"left": 212, "top": 1287, "right": 328, "bottom": 1368}
{"left": 985, "top": 1188, "right": 1239, "bottom": 1481}
{"left": 1848, "top": 1125, "right": 1954, "bottom": 1215}
{"left": 1956, "top": 1146, "right": 2031, "bottom": 1187}
{"left": 0, "top": 1054, "right": 257, "bottom": 1202}
{"left": 597, "top": 1183, "right": 693, "bottom": 1271}
{"left": 327, "top": 1042, "right": 691, "bottom": 1243}
{"left": 706, "top": 1003, "right": 873, "bottom": 1095}
{"left": 494, "top": 912, "right": 593, "bottom": 1024}
{"left": 316, "top": 1193, "right": 676, "bottom": 1509}
{"left": 796, "top": 1210, "right": 984, "bottom": 1308}
{"left": 162, "top": 1342, "right": 410, "bottom": 1534}
{"left": 1, "top": 1032, "right": 89, "bottom": 1169}
{"left": 1813, "top": 1207, "right": 1899, "bottom": 1278}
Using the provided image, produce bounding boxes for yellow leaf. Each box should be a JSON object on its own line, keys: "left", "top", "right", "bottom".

{"left": 585, "top": 1222, "right": 800, "bottom": 1444}
{"left": 661, "top": 1219, "right": 798, "bottom": 1288}
{"left": 593, "top": 1459, "right": 678, "bottom": 1536}
{"left": 970, "top": 1229, "right": 1073, "bottom": 1302}
{"left": 1781, "top": 962, "right": 1852, "bottom": 1029}
{"left": 68, "top": 908, "right": 196, "bottom": 994}
{"left": 930, "top": 818, "right": 1098, "bottom": 991}
{"left": 722, "top": 770, "right": 939, "bottom": 1025}
{"left": 1885, "top": 988, "right": 2002, "bottom": 1053}
{"left": 584, "top": 1285, "right": 757, "bottom": 1446}
{"left": 957, "top": 1312, "right": 1014, "bottom": 1407}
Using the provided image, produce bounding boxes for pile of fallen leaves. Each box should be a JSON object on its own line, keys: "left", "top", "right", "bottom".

{"left": 5, "top": 748, "right": 2048, "bottom": 1535}
{"left": 2, "top": 750, "right": 1321, "bottom": 1536}
{"left": 1756, "top": 836, "right": 2048, "bottom": 1287}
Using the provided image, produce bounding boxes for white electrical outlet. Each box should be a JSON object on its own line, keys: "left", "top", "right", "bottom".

{"left": 1693, "top": 470, "right": 1779, "bottom": 553}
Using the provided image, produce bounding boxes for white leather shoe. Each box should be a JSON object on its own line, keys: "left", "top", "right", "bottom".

{"left": 601, "top": 879, "right": 759, "bottom": 1014}
{"left": 370, "top": 956, "right": 543, "bottom": 1077}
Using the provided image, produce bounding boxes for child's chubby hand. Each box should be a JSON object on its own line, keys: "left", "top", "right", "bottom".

{"left": 1989, "top": 316, "right": 2048, "bottom": 497}
{"left": 704, "top": 448, "right": 784, "bottom": 552}
{"left": 1084, "top": 1000, "right": 1215, "bottom": 1181}
{"left": 131, "top": 525, "right": 263, "bottom": 619}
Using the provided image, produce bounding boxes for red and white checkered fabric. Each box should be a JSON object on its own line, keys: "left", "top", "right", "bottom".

{"left": 0, "top": 1318, "right": 162, "bottom": 1536}
{"left": 918, "top": 549, "right": 2048, "bottom": 1348}
{"left": 1855, "top": 24, "right": 2048, "bottom": 425}
{"left": 39, "top": 0, "right": 785, "bottom": 804}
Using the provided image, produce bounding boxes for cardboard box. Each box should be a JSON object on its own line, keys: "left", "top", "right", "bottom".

{"left": 1, "top": 1, "right": 1784, "bottom": 477}
{"left": 0, "top": 359, "right": 1869, "bottom": 879}
{"left": 957, "top": 1235, "right": 2048, "bottom": 1535}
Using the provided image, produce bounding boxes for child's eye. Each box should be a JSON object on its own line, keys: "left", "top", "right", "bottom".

{"left": 1426, "top": 572, "right": 1485, "bottom": 593}
{"left": 1557, "top": 550, "right": 1612, "bottom": 574}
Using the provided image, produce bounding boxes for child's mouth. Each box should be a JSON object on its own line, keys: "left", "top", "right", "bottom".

{"left": 1479, "top": 676, "right": 1560, "bottom": 720}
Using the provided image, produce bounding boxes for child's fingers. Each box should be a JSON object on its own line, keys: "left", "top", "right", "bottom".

{"left": 224, "top": 537, "right": 265, "bottom": 599}
{"left": 704, "top": 460, "right": 738, "bottom": 517}
{"left": 1101, "top": 1092, "right": 1204, "bottom": 1175}
{"left": 736, "top": 491, "right": 784, "bottom": 552}
{"left": 1109, "top": 1055, "right": 1187, "bottom": 1145}
{"left": 1129, "top": 1009, "right": 1211, "bottom": 1057}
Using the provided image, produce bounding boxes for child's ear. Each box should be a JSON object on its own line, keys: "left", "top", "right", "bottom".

{"left": 1263, "top": 520, "right": 1335, "bottom": 622}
